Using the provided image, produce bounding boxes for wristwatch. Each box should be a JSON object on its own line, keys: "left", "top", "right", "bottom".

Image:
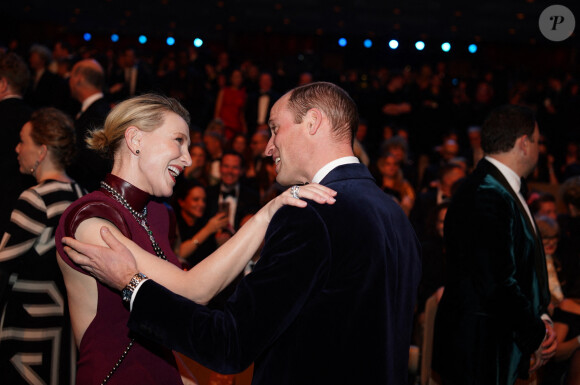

{"left": 122, "top": 272, "right": 148, "bottom": 303}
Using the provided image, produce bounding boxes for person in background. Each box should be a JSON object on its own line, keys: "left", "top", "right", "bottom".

{"left": 377, "top": 152, "right": 415, "bottom": 216}
{"left": 182, "top": 142, "right": 211, "bottom": 186}
{"left": 214, "top": 69, "right": 247, "bottom": 141}
{"left": 0, "top": 52, "right": 34, "bottom": 234}
{"left": 173, "top": 179, "right": 228, "bottom": 269}
{"left": 432, "top": 105, "right": 557, "bottom": 384}
{"left": 0, "top": 108, "right": 85, "bottom": 385}
{"left": 67, "top": 58, "right": 111, "bottom": 192}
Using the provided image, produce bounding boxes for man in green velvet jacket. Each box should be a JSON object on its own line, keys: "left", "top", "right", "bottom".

{"left": 432, "top": 105, "right": 557, "bottom": 385}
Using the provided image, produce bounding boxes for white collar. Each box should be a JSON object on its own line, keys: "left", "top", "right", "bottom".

{"left": 485, "top": 156, "right": 521, "bottom": 194}
{"left": 312, "top": 156, "right": 359, "bottom": 184}
{"left": 80, "top": 93, "right": 104, "bottom": 114}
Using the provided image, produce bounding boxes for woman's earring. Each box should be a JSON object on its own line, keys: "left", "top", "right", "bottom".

{"left": 136, "top": 150, "right": 140, "bottom": 155}
{"left": 30, "top": 160, "right": 40, "bottom": 176}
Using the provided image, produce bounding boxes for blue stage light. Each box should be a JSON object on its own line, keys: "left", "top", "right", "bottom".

{"left": 338, "top": 38, "right": 347, "bottom": 47}
{"left": 139, "top": 35, "right": 147, "bottom": 44}
{"left": 166, "top": 37, "right": 175, "bottom": 46}
{"left": 111, "top": 34, "right": 119, "bottom": 43}
{"left": 415, "top": 41, "right": 425, "bottom": 51}
{"left": 193, "top": 38, "right": 203, "bottom": 47}
{"left": 468, "top": 44, "right": 478, "bottom": 53}
{"left": 364, "top": 39, "right": 372, "bottom": 48}
{"left": 83, "top": 33, "right": 92, "bottom": 42}
{"left": 441, "top": 42, "right": 451, "bottom": 52}
{"left": 389, "top": 40, "right": 399, "bottom": 49}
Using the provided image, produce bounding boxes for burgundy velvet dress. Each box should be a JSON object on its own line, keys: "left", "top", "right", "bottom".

{"left": 55, "top": 174, "right": 183, "bottom": 385}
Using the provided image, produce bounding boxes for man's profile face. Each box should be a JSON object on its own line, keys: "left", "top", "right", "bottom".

{"left": 265, "top": 94, "right": 308, "bottom": 186}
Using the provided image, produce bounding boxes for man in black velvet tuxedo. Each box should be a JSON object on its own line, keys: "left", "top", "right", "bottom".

{"left": 64, "top": 82, "right": 421, "bottom": 384}
{"left": 432, "top": 105, "right": 557, "bottom": 385}
{"left": 67, "top": 59, "right": 111, "bottom": 192}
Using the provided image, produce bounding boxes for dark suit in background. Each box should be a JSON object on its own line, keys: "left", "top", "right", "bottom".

{"left": 67, "top": 97, "right": 111, "bottom": 192}
{"left": 128, "top": 163, "right": 421, "bottom": 384}
{"left": 205, "top": 182, "right": 260, "bottom": 232}
{"left": 245, "top": 89, "right": 281, "bottom": 137}
{"left": 432, "top": 158, "right": 550, "bottom": 384}
{"left": 0, "top": 97, "right": 34, "bottom": 233}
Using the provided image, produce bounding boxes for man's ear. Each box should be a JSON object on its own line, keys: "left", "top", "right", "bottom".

{"left": 125, "top": 126, "right": 143, "bottom": 155}
{"left": 306, "top": 108, "right": 323, "bottom": 135}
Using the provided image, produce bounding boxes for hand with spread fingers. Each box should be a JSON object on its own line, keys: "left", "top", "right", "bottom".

{"left": 63, "top": 226, "right": 137, "bottom": 291}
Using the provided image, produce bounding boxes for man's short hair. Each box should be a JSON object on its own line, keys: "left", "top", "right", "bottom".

{"left": 221, "top": 150, "right": 245, "bottom": 169}
{"left": 287, "top": 81, "right": 359, "bottom": 145}
{"left": 73, "top": 61, "right": 104, "bottom": 91}
{"left": 0, "top": 52, "right": 30, "bottom": 95}
{"left": 529, "top": 192, "right": 556, "bottom": 215}
{"left": 481, "top": 104, "right": 536, "bottom": 154}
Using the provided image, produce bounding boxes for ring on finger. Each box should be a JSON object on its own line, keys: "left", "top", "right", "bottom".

{"left": 290, "top": 185, "right": 300, "bottom": 199}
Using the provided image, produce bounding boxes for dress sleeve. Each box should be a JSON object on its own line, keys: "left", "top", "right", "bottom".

{"left": 0, "top": 189, "right": 47, "bottom": 273}
{"left": 56, "top": 198, "right": 131, "bottom": 275}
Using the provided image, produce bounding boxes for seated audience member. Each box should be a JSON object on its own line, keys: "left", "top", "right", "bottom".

{"left": 205, "top": 150, "right": 260, "bottom": 234}
{"left": 462, "top": 125, "right": 484, "bottom": 172}
{"left": 528, "top": 133, "right": 558, "bottom": 185}
{"left": 353, "top": 119, "right": 370, "bottom": 167}
{"left": 542, "top": 176, "right": 580, "bottom": 384}
{"left": 377, "top": 152, "right": 415, "bottom": 216}
{"left": 540, "top": 215, "right": 580, "bottom": 385}
{"left": 557, "top": 176, "right": 580, "bottom": 296}
{"left": 410, "top": 162, "right": 465, "bottom": 241}
{"left": 529, "top": 192, "right": 558, "bottom": 221}
{"left": 416, "top": 201, "right": 449, "bottom": 315}
{"left": 182, "top": 142, "right": 211, "bottom": 186}
{"left": 381, "top": 135, "right": 417, "bottom": 188}
{"left": 255, "top": 156, "right": 283, "bottom": 205}
{"left": 203, "top": 128, "right": 225, "bottom": 186}
{"left": 536, "top": 216, "right": 564, "bottom": 309}
{"left": 172, "top": 179, "right": 229, "bottom": 267}
{"left": 246, "top": 130, "right": 271, "bottom": 181}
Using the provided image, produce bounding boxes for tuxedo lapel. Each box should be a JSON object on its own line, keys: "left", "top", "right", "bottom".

{"left": 479, "top": 159, "right": 549, "bottom": 307}
{"left": 481, "top": 159, "right": 538, "bottom": 239}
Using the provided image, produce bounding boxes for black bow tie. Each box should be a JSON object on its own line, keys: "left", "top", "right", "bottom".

{"left": 221, "top": 189, "right": 236, "bottom": 199}
{"left": 520, "top": 178, "right": 528, "bottom": 197}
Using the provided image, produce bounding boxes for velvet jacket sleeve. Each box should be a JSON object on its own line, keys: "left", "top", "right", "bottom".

{"left": 128, "top": 203, "right": 330, "bottom": 373}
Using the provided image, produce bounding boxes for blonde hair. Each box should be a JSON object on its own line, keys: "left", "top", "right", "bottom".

{"left": 87, "top": 93, "right": 190, "bottom": 159}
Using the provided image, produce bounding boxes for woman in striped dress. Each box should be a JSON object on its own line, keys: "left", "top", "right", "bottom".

{"left": 0, "top": 108, "right": 85, "bottom": 385}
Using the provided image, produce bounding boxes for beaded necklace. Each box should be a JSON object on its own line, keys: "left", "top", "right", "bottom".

{"left": 100, "top": 181, "right": 167, "bottom": 260}
{"left": 99, "top": 180, "right": 168, "bottom": 384}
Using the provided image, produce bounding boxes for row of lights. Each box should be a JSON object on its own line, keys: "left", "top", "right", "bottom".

{"left": 83, "top": 33, "right": 204, "bottom": 48}
{"left": 82, "top": 32, "right": 477, "bottom": 53}
{"left": 338, "top": 38, "right": 478, "bottom": 53}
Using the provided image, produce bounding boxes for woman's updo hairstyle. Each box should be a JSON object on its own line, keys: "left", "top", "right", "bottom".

{"left": 87, "top": 93, "right": 190, "bottom": 159}
{"left": 29, "top": 107, "right": 76, "bottom": 168}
